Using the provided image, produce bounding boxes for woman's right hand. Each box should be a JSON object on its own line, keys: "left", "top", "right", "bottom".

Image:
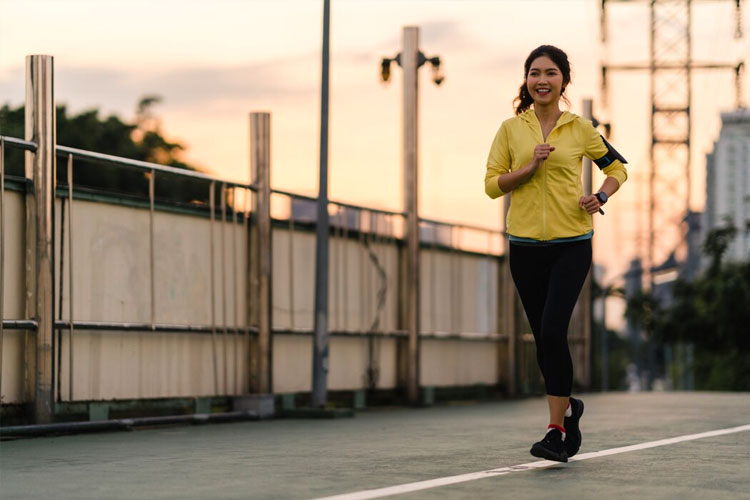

{"left": 497, "top": 143, "right": 556, "bottom": 193}
{"left": 530, "top": 143, "right": 555, "bottom": 170}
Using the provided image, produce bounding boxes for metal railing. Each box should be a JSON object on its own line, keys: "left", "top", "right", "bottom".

{"left": 1, "top": 133, "right": 511, "bottom": 404}
{"left": 2, "top": 54, "right": 576, "bottom": 423}
{"left": 56, "top": 145, "right": 258, "bottom": 400}
{"left": 0, "top": 133, "right": 261, "bottom": 401}
{"left": 0, "top": 136, "right": 38, "bottom": 337}
{"left": 271, "top": 189, "right": 406, "bottom": 335}
{"left": 270, "top": 189, "right": 507, "bottom": 342}
{"left": 420, "top": 217, "right": 505, "bottom": 341}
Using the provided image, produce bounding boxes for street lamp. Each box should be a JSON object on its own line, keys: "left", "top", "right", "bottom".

{"left": 379, "top": 27, "right": 442, "bottom": 404}
{"left": 380, "top": 53, "right": 444, "bottom": 86}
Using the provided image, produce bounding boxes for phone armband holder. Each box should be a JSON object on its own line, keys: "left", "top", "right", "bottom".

{"left": 594, "top": 135, "right": 628, "bottom": 169}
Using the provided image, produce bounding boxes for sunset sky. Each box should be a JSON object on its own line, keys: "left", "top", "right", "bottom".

{"left": 2, "top": 0, "right": 748, "bottom": 294}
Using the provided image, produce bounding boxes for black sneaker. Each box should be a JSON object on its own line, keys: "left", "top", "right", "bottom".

{"left": 564, "top": 397, "right": 584, "bottom": 457}
{"left": 530, "top": 429, "right": 568, "bottom": 462}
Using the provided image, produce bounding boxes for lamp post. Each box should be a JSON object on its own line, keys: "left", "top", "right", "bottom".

{"left": 380, "top": 26, "right": 442, "bottom": 404}
{"left": 311, "top": 0, "right": 331, "bottom": 408}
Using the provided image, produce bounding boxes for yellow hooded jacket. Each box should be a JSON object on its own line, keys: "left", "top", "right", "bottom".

{"left": 485, "top": 108, "right": 628, "bottom": 241}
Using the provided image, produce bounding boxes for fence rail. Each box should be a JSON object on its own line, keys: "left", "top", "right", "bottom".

{"left": 57, "top": 145, "right": 257, "bottom": 190}
{"left": 0, "top": 54, "right": 592, "bottom": 424}
{"left": 2, "top": 130, "right": 517, "bottom": 409}
{"left": 1, "top": 136, "right": 38, "bottom": 152}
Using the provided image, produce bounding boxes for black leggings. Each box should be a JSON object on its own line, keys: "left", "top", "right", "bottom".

{"left": 509, "top": 239, "right": 592, "bottom": 397}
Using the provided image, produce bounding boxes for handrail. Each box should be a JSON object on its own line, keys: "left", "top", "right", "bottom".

{"left": 41, "top": 321, "right": 507, "bottom": 342}
{"left": 1, "top": 320, "right": 39, "bottom": 330}
{"left": 1, "top": 135, "right": 504, "bottom": 238}
{"left": 419, "top": 216, "right": 504, "bottom": 236}
{"left": 55, "top": 145, "right": 257, "bottom": 191}
{"left": 53, "top": 320, "right": 259, "bottom": 335}
{"left": 0, "top": 136, "right": 37, "bottom": 152}
{"left": 272, "top": 187, "right": 406, "bottom": 218}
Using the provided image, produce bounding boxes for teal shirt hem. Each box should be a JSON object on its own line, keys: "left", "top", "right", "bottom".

{"left": 509, "top": 230, "right": 594, "bottom": 245}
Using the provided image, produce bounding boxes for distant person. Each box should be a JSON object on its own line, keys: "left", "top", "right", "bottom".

{"left": 484, "top": 45, "right": 628, "bottom": 462}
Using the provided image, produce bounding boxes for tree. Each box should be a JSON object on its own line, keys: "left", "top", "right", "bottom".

{"left": 626, "top": 222, "right": 750, "bottom": 390}
{"left": 703, "top": 221, "right": 737, "bottom": 276}
{"left": 1, "top": 98, "right": 217, "bottom": 206}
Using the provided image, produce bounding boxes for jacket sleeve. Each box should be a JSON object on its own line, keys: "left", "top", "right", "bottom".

{"left": 582, "top": 120, "right": 628, "bottom": 187}
{"left": 485, "top": 122, "right": 511, "bottom": 199}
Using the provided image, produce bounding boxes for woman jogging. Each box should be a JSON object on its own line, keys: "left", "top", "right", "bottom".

{"left": 484, "top": 45, "right": 628, "bottom": 462}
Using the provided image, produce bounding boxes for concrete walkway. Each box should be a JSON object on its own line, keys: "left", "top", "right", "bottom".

{"left": 1, "top": 392, "right": 749, "bottom": 499}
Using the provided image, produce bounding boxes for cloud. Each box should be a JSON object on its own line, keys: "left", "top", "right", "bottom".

{"left": 0, "top": 17, "right": 489, "bottom": 118}
{"left": 0, "top": 55, "right": 321, "bottom": 117}
{"left": 477, "top": 54, "right": 523, "bottom": 75}
{"left": 374, "top": 18, "right": 480, "bottom": 53}
{"left": 421, "top": 19, "right": 476, "bottom": 50}
{"left": 147, "top": 60, "right": 318, "bottom": 105}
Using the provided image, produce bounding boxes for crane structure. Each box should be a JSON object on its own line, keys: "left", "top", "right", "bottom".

{"left": 600, "top": 0, "right": 745, "bottom": 286}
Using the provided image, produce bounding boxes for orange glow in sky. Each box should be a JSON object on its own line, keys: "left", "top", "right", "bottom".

{"left": 2, "top": 0, "right": 748, "bottom": 304}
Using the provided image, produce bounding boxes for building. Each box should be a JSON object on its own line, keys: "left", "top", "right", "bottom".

{"left": 703, "top": 108, "right": 750, "bottom": 264}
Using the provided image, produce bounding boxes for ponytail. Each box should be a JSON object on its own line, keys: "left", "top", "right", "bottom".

{"left": 513, "top": 82, "right": 534, "bottom": 115}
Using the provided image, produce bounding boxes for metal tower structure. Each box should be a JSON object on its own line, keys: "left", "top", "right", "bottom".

{"left": 601, "top": 0, "right": 745, "bottom": 286}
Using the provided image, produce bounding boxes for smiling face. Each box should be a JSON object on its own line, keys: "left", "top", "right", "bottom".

{"left": 525, "top": 55, "right": 565, "bottom": 107}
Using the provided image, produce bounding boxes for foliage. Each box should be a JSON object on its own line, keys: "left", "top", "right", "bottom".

{"left": 1, "top": 98, "right": 215, "bottom": 205}
{"left": 591, "top": 324, "right": 631, "bottom": 391}
{"left": 625, "top": 222, "right": 750, "bottom": 390}
{"left": 703, "top": 223, "right": 737, "bottom": 276}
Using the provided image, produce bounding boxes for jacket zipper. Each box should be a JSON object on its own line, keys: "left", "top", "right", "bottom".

{"left": 539, "top": 118, "right": 566, "bottom": 241}
{"left": 532, "top": 111, "right": 568, "bottom": 242}
{"left": 542, "top": 160, "right": 547, "bottom": 240}
{"left": 539, "top": 122, "right": 550, "bottom": 241}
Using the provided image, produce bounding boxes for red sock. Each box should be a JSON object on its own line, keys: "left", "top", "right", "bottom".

{"left": 547, "top": 424, "right": 566, "bottom": 441}
{"left": 565, "top": 401, "right": 572, "bottom": 417}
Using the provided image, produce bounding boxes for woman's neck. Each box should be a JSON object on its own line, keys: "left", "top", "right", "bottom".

{"left": 533, "top": 102, "right": 562, "bottom": 124}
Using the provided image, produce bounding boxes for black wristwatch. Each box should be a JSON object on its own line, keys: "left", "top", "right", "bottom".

{"left": 595, "top": 191, "right": 608, "bottom": 205}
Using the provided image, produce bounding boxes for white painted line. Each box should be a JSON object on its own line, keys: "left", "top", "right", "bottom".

{"left": 311, "top": 424, "right": 750, "bottom": 500}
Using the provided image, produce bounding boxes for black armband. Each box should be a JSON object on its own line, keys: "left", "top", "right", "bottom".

{"left": 593, "top": 135, "right": 628, "bottom": 169}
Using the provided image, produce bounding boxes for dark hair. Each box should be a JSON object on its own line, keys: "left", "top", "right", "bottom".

{"left": 514, "top": 45, "right": 572, "bottom": 115}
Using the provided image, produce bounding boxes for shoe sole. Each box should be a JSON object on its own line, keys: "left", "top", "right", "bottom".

{"left": 566, "top": 398, "right": 584, "bottom": 457}
{"left": 530, "top": 443, "right": 568, "bottom": 463}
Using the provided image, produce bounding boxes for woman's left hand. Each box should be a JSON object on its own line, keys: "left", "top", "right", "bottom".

{"left": 579, "top": 195, "right": 602, "bottom": 215}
